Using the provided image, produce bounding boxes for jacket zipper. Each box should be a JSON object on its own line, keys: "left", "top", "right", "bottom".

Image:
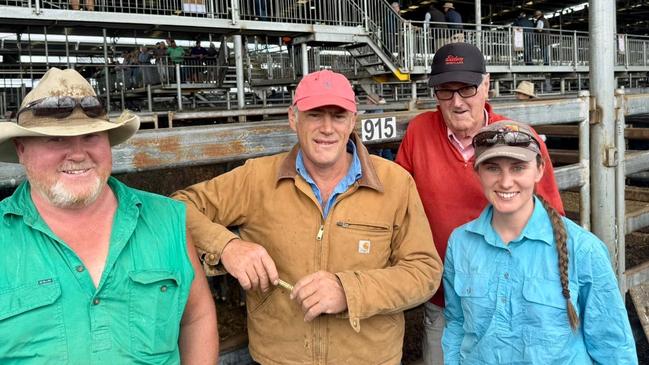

{"left": 316, "top": 224, "right": 324, "bottom": 240}
{"left": 336, "top": 221, "right": 390, "bottom": 231}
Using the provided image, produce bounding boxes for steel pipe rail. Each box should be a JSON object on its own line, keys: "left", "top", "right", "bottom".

{"left": 0, "top": 96, "right": 591, "bottom": 188}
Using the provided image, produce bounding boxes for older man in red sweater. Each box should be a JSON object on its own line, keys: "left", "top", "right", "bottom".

{"left": 395, "top": 42, "right": 564, "bottom": 365}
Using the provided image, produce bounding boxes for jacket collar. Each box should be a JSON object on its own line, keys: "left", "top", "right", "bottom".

{"left": 277, "top": 132, "right": 383, "bottom": 193}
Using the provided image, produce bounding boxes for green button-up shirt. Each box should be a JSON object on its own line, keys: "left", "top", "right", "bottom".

{"left": 0, "top": 177, "right": 194, "bottom": 364}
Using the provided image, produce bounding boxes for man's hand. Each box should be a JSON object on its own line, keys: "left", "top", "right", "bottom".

{"left": 291, "top": 271, "right": 348, "bottom": 322}
{"left": 221, "top": 238, "right": 279, "bottom": 292}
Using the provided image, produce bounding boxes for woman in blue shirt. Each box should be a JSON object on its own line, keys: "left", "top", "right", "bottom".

{"left": 442, "top": 120, "right": 637, "bottom": 364}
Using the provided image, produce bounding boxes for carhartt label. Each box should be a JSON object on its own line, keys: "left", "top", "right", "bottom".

{"left": 358, "top": 240, "right": 371, "bottom": 254}
{"left": 38, "top": 278, "right": 53, "bottom": 285}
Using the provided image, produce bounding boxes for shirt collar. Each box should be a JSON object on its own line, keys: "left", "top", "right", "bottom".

{"left": 2, "top": 177, "right": 142, "bottom": 222}
{"left": 446, "top": 108, "right": 489, "bottom": 143}
{"left": 295, "top": 139, "right": 362, "bottom": 188}
{"left": 465, "top": 196, "right": 554, "bottom": 247}
{"left": 277, "top": 132, "right": 383, "bottom": 193}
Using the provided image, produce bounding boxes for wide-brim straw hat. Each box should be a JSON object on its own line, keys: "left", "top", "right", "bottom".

{"left": 0, "top": 67, "right": 140, "bottom": 163}
{"left": 443, "top": 2, "right": 454, "bottom": 9}
{"left": 515, "top": 80, "right": 536, "bottom": 98}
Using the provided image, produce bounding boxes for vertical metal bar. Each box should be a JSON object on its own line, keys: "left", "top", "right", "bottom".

{"left": 230, "top": 0, "right": 240, "bottom": 24}
{"left": 27, "top": 29, "right": 33, "bottom": 82}
{"left": 65, "top": 28, "right": 70, "bottom": 69}
{"left": 589, "top": 0, "right": 618, "bottom": 267}
{"left": 363, "top": 0, "right": 369, "bottom": 32}
{"left": 475, "top": 0, "right": 481, "bottom": 49}
{"left": 176, "top": 63, "right": 182, "bottom": 110}
{"left": 44, "top": 26, "right": 49, "bottom": 69}
{"left": 410, "top": 81, "right": 416, "bottom": 110}
{"left": 102, "top": 28, "right": 111, "bottom": 114}
{"left": 147, "top": 84, "right": 153, "bottom": 112}
{"left": 624, "top": 34, "right": 629, "bottom": 69}
{"left": 614, "top": 88, "right": 626, "bottom": 295}
{"left": 578, "top": 90, "right": 591, "bottom": 230}
{"left": 508, "top": 26, "right": 512, "bottom": 71}
{"left": 35, "top": 0, "right": 40, "bottom": 15}
{"left": 573, "top": 30, "right": 578, "bottom": 69}
{"left": 301, "top": 43, "right": 309, "bottom": 76}
{"left": 233, "top": 34, "right": 245, "bottom": 121}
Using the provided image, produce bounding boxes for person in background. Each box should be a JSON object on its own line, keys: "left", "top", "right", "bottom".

{"left": 154, "top": 41, "right": 169, "bottom": 84}
{"left": 443, "top": 120, "right": 638, "bottom": 364}
{"left": 424, "top": 4, "right": 446, "bottom": 52}
{"left": 534, "top": 10, "right": 550, "bottom": 65}
{"left": 166, "top": 39, "right": 186, "bottom": 82}
{"left": 442, "top": 2, "right": 462, "bottom": 29}
{"left": 391, "top": 1, "right": 400, "bottom": 14}
{"left": 0, "top": 67, "right": 218, "bottom": 364}
{"left": 395, "top": 42, "right": 564, "bottom": 365}
{"left": 172, "top": 70, "right": 442, "bottom": 365}
{"left": 515, "top": 80, "right": 536, "bottom": 100}
{"left": 513, "top": 12, "right": 534, "bottom": 65}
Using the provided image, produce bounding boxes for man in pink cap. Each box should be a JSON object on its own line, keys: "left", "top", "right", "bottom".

{"left": 173, "top": 70, "right": 442, "bottom": 364}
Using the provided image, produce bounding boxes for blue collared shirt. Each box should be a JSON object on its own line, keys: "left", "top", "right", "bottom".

{"left": 442, "top": 196, "right": 637, "bottom": 364}
{"left": 296, "top": 140, "right": 362, "bottom": 218}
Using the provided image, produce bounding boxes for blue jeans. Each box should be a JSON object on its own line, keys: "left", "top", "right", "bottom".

{"left": 422, "top": 302, "right": 445, "bottom": 365}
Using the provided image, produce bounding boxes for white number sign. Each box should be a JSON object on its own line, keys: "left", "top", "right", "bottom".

{"left": 361, "top": 116, "right": 397, "bottom": 142}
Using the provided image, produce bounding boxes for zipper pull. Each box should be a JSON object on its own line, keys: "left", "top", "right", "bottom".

{"left": 316, "top": 224, "right": 324, "bottom": 241}
{"left": 336, "top": 221, "right": 349, "bottom": 228}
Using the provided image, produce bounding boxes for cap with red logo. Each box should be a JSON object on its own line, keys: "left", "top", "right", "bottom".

{"left": 292, "top": 70, "right": 357, "bottom": 113}
{"left": 429, "top": 42, "right": 486, "bottom": 87}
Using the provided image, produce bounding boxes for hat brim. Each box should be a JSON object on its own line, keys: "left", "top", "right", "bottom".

{"left": 474, "top": 145, "right": 538, "bottom": 166}
{"left": 515, "top": 89, "right": 536, "bottom": 97}
{"left": 294, "top": 95, "right": 357, "bottom": 113}
{"left": 429, "top": 71, "right": 483, "bottom": 87}
{"left": 0, "top": 110, "right": 140, "bottom": 163}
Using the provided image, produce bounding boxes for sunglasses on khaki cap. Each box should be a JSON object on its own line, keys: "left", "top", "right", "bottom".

{"left": 0, "top": 67, "right": 140, "bottom": 164}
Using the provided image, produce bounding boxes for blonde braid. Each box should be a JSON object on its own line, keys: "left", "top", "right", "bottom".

{"left": 538, "top": 196, "right": 580, "bottom": 331}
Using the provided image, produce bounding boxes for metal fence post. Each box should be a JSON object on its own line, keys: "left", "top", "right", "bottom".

{"left": 615, "top": 88, "right": 627, "bottom": 295}
{"left": 230, "top": 0, "right": 240, "bottom": 25}
{"left": 102, "top": 28, "right": 110, "bottom": 114}
{"left": 233, "top": 34, "right": 245, "bottom": 122}
{"left": 589, "top": 0, "right": 618, "bottom": 268}
{"left": 573, "top": 30, "right": 578, "bottom": 69}
{"left": 176, "top": 63, "right": 182, "bottom": 111}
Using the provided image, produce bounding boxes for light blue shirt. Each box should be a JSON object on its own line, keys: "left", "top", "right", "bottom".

{"left": 296, "top": 140, "right": 362, "bottom": 218}
{"left": 442, "top": 196, "right": 637, "bottom": 365}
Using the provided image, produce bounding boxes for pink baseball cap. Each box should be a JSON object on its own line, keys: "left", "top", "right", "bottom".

{"left": 292, "top": 70, "right": 357, "bottom": 113}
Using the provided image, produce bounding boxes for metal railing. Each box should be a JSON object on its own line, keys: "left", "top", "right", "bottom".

{"left": 6, "top": 1, "right": 649, "bottom": 79}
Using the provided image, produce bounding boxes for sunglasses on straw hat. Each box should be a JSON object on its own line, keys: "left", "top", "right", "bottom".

{"left": 16, "top": 95, "right": 106, "bottom": 123}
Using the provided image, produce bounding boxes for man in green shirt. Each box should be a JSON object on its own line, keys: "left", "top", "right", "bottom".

{"left": 166, "top": 39, "right": 186, "bottom": 64}
{"left": 0, "top": 68, "right": 218, "bottom": 364}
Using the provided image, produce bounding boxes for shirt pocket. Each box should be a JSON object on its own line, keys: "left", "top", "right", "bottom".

{"left": 334, "top": 220, "right": 393, "bottom": 270}
{"left": 0, "top": 280, "right": 67, "bottom": 363}
{"left": 521, "top": 277, "right": 574, "bottom": 329}
{"left": 129, "top": 270, "right": 182, "bottom": 355}
{"left": 453, "top": 273, "right": 492, "bottom": 334}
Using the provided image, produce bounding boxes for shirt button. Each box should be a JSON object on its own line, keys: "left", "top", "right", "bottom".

{"left": 501, "top": 297, "right": 506, "bottom": 303}
{"left": 160, "top": 285, "right": 168, "bottom": 292}
{"left": 93, "top": 298, "right": 101, "bottom": 305}
{"left": 352, "top": 319, "right": 358, "bottom": 327}
{"left": 504, "top": 272, "right": 509, "bottom": 279}
{"left": 76, "top": 265, "right": 84, "bottom": 272}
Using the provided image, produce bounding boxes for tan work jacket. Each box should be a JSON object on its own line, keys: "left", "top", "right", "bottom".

{"left": 173, "top": 134, "right": 442, "bottom": 365}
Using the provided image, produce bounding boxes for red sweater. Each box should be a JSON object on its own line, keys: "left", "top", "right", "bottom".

{"left": 395, "top": 103, "right": 565, "bottom": 307}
